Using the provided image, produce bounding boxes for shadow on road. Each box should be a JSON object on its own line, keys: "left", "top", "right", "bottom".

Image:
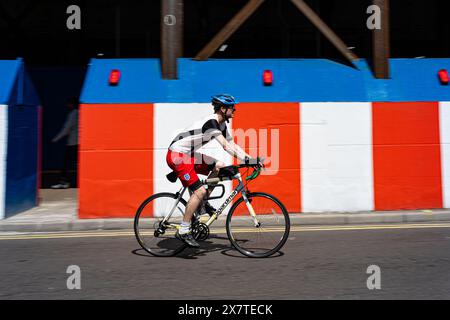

{"left": 131, "top": 234, "right": 284, "bottom": 259}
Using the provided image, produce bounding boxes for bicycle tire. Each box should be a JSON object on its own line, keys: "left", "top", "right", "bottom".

{"left": 134, "top": 192, "right": 188, "bottom": 257}
{"left": 226, "top": 192, "right": 290, "bottom": 258}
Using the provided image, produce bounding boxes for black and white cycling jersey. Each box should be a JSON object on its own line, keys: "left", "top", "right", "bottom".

{"left": 169, "top": 113, "right": 233, "bottom": 154}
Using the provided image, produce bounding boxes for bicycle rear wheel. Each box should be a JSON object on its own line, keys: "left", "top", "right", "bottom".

{"left": 226, "top": 192, "right": 290, "bottom": 258}
{"left": 134, "top": 192, "right": 188, "bottom": 257}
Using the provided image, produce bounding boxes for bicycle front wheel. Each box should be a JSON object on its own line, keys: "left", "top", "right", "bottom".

{"left": 134, "top": 192, "right": 188, "bottom": 257}
{"left": 226, "top": 192, "right": 290, "bottom": 258}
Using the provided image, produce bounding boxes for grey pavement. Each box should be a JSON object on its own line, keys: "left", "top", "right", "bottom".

{"left": 1, "top": 189, "right": 450, "bottom": 232}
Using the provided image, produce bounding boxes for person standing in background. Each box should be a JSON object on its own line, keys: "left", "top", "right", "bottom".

{"left": 51, "top": 97, "right": 79, "bottom": 189}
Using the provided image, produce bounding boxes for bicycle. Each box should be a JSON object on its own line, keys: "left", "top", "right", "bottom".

{"left": 134, "top": 162, "right": 290, "bottom": 258}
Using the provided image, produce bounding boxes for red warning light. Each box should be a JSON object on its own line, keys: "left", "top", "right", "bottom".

{"left": 438, "top": 69, "right": 449, "bottom": 85}
{"left": 109, "top": 69, "right": 121, "bottom": 86}
{"left": 263, "top": 70, "right": 273, "bottom": 86}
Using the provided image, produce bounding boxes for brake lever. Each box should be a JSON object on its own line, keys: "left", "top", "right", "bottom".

{"left": 258, "top": 156, "right": 266, "bottom": 170}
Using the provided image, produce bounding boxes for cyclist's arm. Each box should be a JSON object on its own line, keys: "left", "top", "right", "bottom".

{"left": 214, "top": 135, "right": 251, "bottom": 163}
{"left": 231, "top": 139, "right": 252, "bottom": 162}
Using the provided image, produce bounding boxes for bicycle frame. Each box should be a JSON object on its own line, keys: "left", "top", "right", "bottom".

{"left": 159, "top": 171, "right": 260, "bottom": 228}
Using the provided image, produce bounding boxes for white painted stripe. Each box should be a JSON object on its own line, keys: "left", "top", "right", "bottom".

{"left": 439, "top": 102, "right": 450, "bottom": 209}
{"left": 0, "top": 105, "right": 8, "bottom": 219}
{"left": 301, "top": 102, "right": 374, "bottom": 212}
{"left": 153, "top": 104, "right": 233, "bottom": 217}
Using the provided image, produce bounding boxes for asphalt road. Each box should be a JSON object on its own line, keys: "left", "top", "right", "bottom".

{"left": 1, "top": 223, "right": 450, "bottom": 300}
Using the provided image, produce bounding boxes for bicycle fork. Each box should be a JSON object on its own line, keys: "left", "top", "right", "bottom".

{"left": 241, "top": 192, "right": 261, "bottom": 227}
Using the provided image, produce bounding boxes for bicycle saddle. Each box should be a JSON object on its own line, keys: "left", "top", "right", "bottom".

{"left": 166, "top": 171, "right": 178, "bottom": 183}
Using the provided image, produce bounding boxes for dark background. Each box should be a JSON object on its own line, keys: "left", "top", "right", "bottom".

{"left": 0, "top": 0, "right": 449, "bottom": 66}
{"left": 1, "top": 0, "right": 449, "bottom": 185}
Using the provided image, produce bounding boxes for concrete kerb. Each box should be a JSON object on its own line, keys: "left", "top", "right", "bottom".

{"left": 1, "top": 210, "right": 450, "bottom": 233}
{"left": 292, "top": 210, "right": 450, "bottom": 225}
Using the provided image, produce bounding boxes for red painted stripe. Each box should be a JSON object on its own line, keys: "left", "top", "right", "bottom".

{"left": 232, "top": 103, "right": 301, "bottom": 214}
{"left": 79, "top": 104, "right": 153, "bottom": 218}
{"left": 372, "top": 102, "right": 443, "bottom": 210}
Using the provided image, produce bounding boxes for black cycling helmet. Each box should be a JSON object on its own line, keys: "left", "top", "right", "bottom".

{"left": 212, "top": 94, "right": 238, "bottom": 112}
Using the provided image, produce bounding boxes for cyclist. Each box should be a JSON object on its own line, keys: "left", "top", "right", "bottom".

{"left": 166, "top": 94, "right": 262, "bottom": 247}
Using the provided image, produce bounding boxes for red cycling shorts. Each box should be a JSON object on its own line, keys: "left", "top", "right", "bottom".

{"left": 166, "top": 150, "right": 216, "bottom": 191}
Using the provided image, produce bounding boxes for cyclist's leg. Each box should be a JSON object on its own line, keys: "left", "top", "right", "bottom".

{"left": 166, "top": 150, "right": 207, "bottom": 225}
{"left": 193, "top": 153, "right": 225, "bottom": 198}
{"left": 184, "top": 184, "right": 207, "bottom": 224}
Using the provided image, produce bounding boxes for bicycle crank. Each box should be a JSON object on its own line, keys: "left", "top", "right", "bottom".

{"left": 193, "top": 223, "right": 210, "bottom": 241}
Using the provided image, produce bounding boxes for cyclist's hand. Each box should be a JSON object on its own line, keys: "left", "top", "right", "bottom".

{"left": 244, "top": 156, "right": 264, "bottom": 168}
{"left": 256, "top": 156, "right": 265, "bottom": 169}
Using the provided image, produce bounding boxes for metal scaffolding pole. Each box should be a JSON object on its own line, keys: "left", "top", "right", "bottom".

{"left": 290, "top": 0, "right": 358, "bottom": 65}
{"left": 194, "top": 0, "right": 266, "bottom": 60}
{"left": 372, "top": 0, "right": 390, "bottom": 79}
{"left": 161, "top": 0, "right": 183, "bottom": 79}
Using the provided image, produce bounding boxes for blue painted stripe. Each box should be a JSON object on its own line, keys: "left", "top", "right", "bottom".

{"left": 2, "top": 60, "right": 40, "bottom": 218}
{"left": 80, "top": 58, "right": 450, "bottom": 103}
{"left": 4, "top": 102, "right": 39, "bottom": 218}
{"left": 0, "top": 60, "right": 21, "bottom": 105}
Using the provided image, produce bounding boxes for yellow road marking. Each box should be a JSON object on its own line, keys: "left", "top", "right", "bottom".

{"left": 0, "top": 222, "right": 449, "bottom": 240}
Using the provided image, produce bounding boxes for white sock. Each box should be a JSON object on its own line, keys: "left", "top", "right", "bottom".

{"left": 180, "top": 221, "right": 191, "bottom": 234}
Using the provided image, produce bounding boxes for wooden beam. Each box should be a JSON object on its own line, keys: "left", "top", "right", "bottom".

{"left": 289, "top": 0, "right": 358, "bottom": 64}
{"left": 373, "top": 0, "right": 390, "bottom": 79}
{"left": 194, "top": 0, "right": 266, "bottom": 60}
{"left": 161, "top": 0, "right": 184, "bottom": 79}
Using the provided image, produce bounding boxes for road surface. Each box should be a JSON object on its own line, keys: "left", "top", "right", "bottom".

{"left": 1, "top": 222, "right": 450, "bottom": 299}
